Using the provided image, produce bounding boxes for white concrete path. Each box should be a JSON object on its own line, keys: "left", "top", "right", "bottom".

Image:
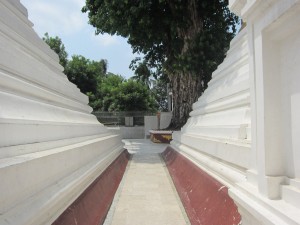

{"left": 104, "top": 139, "right": 190, "bottom": 225}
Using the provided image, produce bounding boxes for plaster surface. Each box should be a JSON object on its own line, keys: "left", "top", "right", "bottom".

{"left": 144, "top": 112, "right": 172, "bottom": 138}
{"left": 171, "top": 0, "right": 300, "bottom": 224}
{"left": 53, "top": 150, "right": 130, "bottom": 225}
{"left": 0, "top": 1, "right": 124, "bottom": 224}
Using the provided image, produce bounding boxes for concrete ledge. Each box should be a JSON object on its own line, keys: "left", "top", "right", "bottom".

{"left": 107, "top": 126, "right": 145, "bottom": 139}
{"left": 53, "top": 150, "right": 131, "bottom": 225}
{"left": 0, "top": 137, "right": 124, "bottom": 223}
{"left": 161, "top": 146, "right": 241, "bottom": 225}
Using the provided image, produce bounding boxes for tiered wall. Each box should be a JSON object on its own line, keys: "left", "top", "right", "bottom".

{"left": 165, "top": 26, "right": 249, "bottom": 225}
{"left": 0, "top": 1, "right": 127, "bottom": 224}
{"left": 166, "top": 0, "right": 300, "bottom": 224}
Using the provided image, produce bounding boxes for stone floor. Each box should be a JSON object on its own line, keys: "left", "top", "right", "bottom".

{"left": 103, "top": 139, "right": 190, "bottom": 225}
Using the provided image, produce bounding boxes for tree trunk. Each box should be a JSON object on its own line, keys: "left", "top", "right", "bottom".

{"left": 166, "top": 0, "right": 205, "bottom": 129}
{"left": 168, "top": 72, "right": 203, "bottom": 129}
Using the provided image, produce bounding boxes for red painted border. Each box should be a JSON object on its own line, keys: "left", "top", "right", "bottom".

{"left": 53, "top": 150, "right": 130, "bottom": 225}
{"left": 161, "top": 146, "right": 241, "bottom": 225}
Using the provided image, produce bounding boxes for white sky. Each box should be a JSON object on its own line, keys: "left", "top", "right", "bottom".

{"left": 20, "top": 0, "right": 138, "bottom": 79}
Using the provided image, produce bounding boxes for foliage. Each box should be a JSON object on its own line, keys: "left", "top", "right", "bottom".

{"left": 64, "top": 55, "right": 107, "bottom": 94}
{"left": 151, "top": 78, "right": 169, "bottom": 112}
{"left": 130, "top": 60, "right": 170, "bottom": 111}
{"left": 98, "top": 73, "right": 157, "bottom": 112}
{"left": 83, "top": 0, "right": 239, "bottom": 127}
{"left": 130, "top": 60, "right": 152, "bottom": 88}
{"left": 43, "top": 33, "right": 68, "bottom": 68}
{"left": 42, "top": 33, "right": 160, "bottom": 113}
{"left": 99, "top": 73, "right": 124, "bottom": 111}
{"left": 115, "top": 80, "right": 157, "bottom": 111}
{"left": 82, "top": 0, "right": 237, "bottom": 78}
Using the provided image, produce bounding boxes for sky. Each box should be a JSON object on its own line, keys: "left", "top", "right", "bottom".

{"left": 20, "top": 0, "right": 138, "bottom": 79}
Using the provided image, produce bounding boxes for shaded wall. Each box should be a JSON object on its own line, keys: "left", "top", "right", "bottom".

{"left": 169, "top": 0, "right": 300, "bottom": 224}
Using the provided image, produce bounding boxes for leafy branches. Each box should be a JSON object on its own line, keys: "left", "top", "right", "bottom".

{"left": 43, "top": 33, "right": 68, "bottom": 68}
{"left": 83, "top": 0, "right": 239, "bottom": 127}
{"left": 43, "top": 32, "right": 160, "bottom": 112}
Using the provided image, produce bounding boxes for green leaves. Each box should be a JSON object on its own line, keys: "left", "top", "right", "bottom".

{"left": 42, "top": 32, "right": 157, "bottom": 112}
{"left": 82, "top": 0, "right": 239, "bottom": 124}
{"left": 99, "top": 74, "right": 157, "bottom": 112}
{"left": 64, "top": 55, "right": 107, "bottom": 95}
{"left": 131, "top": 60, "right": 152, "bottom": 88}
{"left": 85, "top": 0, "right": 237, "bottom": 78}
{"left": 43, "top": 33, "right": 68, "bottom": 68}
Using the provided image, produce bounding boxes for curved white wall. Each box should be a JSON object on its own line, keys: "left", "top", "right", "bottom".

{"left": 0, "top": 1, "right": 123, "bottom": 224}
{"left": 172, "top": 0, "right": 300, "bottom": 224}
{"left": 172, "top": 28, "right": 251, "bottom": 184}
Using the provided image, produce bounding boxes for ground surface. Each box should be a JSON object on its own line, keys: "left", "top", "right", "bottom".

{"left": 103, "top": 139, "right": 190, "bottom": 225}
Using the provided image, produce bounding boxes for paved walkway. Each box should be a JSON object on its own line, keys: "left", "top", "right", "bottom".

{"left": 104, "top": 139, "right": 190, "bottom": 225}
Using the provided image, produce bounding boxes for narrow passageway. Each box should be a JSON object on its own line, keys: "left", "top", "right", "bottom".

{"left": 104, "top": 139, "right": 190, "bottom": 225}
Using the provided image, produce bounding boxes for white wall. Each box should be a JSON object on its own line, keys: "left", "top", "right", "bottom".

{"left": 0, "top": 1, "right": 123, "bottom": 224}
{"left": 171, "top": 0, "right": 300, "bottom": 224}
{"left": 172, "top": 27, "right": 251, "bottom": 172}
{"left": 279, "top": 31, "right": 300, "bottom": 179}
{"left": 108, "top": 126, "right": 145, "bottom": 139}
{"left": 144, "top": 112, "right": 172, "bottom": 138}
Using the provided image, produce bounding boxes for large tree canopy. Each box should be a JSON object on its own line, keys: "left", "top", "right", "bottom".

{"left": 83, "top": 0, "right": 238, "bottom": 128}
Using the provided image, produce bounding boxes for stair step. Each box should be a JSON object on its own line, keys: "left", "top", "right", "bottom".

{"left": 0, "top": 147, "right": 122, "bottom": 225}
{"left": 0, "top": 135, "right": 122, "bottom": 216}
{"left": 282, "top": 184, "right": 300, "bottom": 209}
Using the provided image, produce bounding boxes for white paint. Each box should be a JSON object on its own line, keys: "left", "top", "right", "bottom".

{"left": 175, "top": 28, "right": 251, "bottom": 173}
{"left": 108, "top": 126, "right": 145, "bottom": 139}
{"left": 172, "top": 0, "right": 300, "bottom": 224}
{"left": 144, "top": 112, "right": 172, "bottom": 138}
{"left": 0, "top": 1, "right": 123, "bottom": 224}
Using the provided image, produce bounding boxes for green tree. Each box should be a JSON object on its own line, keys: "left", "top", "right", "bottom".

{"left": 42, "top": 33, "right": 112, "bottom": 111}
{"left": 43, "top": 33, "right": 68, "bottom": 68}
{"left": 64, "top": 55, "right": 107, "bottom": 95}
{"left": 64, "top": 55, "right": 108, "bottom": 111}
{"left": 65, "top": 55, "right": 96, "bottom": 94}
{"left": 151, "top": 78, "right": 168, "bottom": 112}
{"left": 131, "top": 60, "right": 152, "bottom": 88}
{"left": 86, "top": 59, "right": 108, "bottom": 110}
{"left": 99, "top": 73, "right": 124, "bottom": 111}
{"left": 115, "top": 80, "right": 157, "bottom": 111}
{"left": 83, "top": 0, "right": 238, "bottom": 128}
{"left": 98, "top": 74, "right": 157, "bottom": 112}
